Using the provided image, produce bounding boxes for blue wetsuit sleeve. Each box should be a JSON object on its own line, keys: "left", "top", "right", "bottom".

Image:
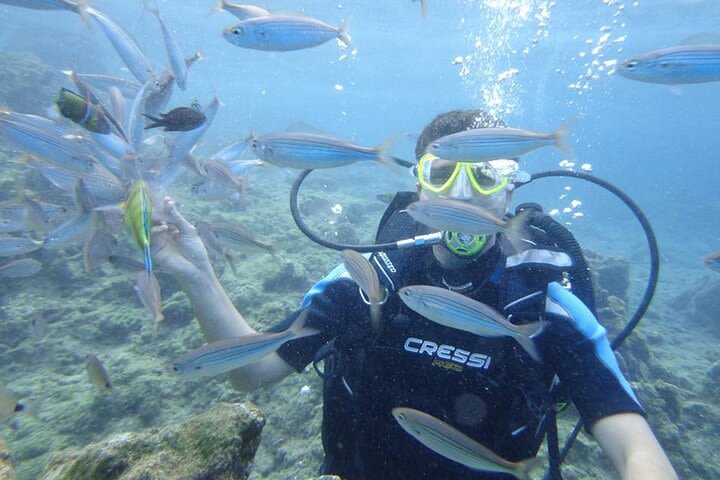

{"left": 538, "top": 282, "right": 645, "bottom": 430}
{"left": 270, "top": 266, "right": 357, "bottom": 373}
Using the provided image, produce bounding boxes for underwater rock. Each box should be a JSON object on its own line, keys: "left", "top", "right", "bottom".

{"left": 41, "top": 402, "right": 265, "bottom": 480}
{"left": 0, "top": 52, "right": 62, "bottom": 115}
{"left": 262, "top": 262, "right": 311, "bottom": 294}
{"left": 0, "top": 438, "right": 15, "bottom": 480}
{"left": 669, "top": 276, "right": 720, "bottom": 336}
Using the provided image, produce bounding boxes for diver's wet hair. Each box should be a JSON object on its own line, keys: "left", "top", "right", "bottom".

{"left": 415, "top": 109, "right": 506, "bottom": 160}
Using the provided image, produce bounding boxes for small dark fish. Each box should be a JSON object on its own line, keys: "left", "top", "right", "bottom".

{"left": 144, "top": 107, "right": 206, "bottom": 132}
{"left": 0, "top": 258, "right": 42, "bottom": 278}
{"left": 86, "top": 354, "right": 112, "bottom": 391}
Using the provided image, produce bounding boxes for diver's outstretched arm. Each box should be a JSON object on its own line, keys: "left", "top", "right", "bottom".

{"left": 151, "top": 197, "right": 295, "bottom": 390}
{"left": 592, "top": 413, "right": 678, "bottom": 480}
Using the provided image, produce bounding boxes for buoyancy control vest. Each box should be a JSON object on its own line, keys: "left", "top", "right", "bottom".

{"left": 316, "top": 192, "right": 591, "bottom": 480}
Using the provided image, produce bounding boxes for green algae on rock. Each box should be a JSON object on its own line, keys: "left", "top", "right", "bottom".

{"left": 41, "top": 402, "right": 265, "bottom": 480}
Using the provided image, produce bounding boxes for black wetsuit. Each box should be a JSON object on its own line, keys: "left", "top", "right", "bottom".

{"left": 273, "top": 198, "right": 644, "bottom": 479}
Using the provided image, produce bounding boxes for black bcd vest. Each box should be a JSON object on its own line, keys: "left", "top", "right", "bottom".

{"left": 317, "top": 192, "right": 582, "bottom": 480}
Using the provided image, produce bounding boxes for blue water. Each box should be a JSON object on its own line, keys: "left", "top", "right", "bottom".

{"left": 1, "top": 0, "right": 719, "bottom": 478}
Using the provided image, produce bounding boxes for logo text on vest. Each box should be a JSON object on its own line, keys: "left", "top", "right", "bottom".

{"left": 404, "top": 337, "right": 491, "bottom": 369}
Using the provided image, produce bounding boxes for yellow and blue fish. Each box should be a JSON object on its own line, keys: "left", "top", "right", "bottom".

{"left": 123, "top": 179, "right": 152, "bottom": 275}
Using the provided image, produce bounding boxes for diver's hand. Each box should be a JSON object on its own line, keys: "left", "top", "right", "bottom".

{"left": 151, "top": 197, "right": 214, "bottom": 282}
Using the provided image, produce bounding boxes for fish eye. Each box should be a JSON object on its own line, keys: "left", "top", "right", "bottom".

{"left": 172, "top": 365, "right": 179, "bottom": 371}
{"left": 194, "top": 365, "right": 201, "bottom": 370}
{"left": 233, "top": 28, "right": 241, "bottom": 35}
{"left": 430, "top": 142, "right": 439, "bottom": 150}
{"left": 624, "top": 61, "right": 638, "bottom": 70}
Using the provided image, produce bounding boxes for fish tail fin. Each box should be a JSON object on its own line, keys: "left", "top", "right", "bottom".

{"left": 504, "top": 209, "right": 534, "bottom": 253}
{"left": 154, "top": 312, "right": 165, "bottom": 329}
{"left": 143, "top": 114, "right": 163, "bottom": 130}
{"left": 337, "top": 19, "right": 354, "bottom": 51}
{"left": 288, "top": 310, "right": 319, "bottom": 340}
{"left": 74, "top": 1, "right": 92, "bottom": 24}
{"left": 553, "top": 118, "right": 575, "bottom": 161}
{"left": 210, "top": 0, "right": 226, "bottom": 16}
{"left": 189, "top": 50, "right": 205, "bottom": 65}
{"left": 513, "top": 321, "right": 547, "bottom": 363}
{"left": 375, "top": 134, "right": 403, "bottom": 170}
{"left": 513, "top": 455, "right": 542, "bottom": 480}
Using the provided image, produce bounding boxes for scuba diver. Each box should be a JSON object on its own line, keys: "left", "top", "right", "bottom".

{"left": 150, "top": 109, "right": 677, "bottom": 480}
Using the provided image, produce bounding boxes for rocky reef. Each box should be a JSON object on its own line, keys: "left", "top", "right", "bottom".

{"left": 0, "top": 165, "right": 717, "bottom": 480}
{"left": 0, "top": 52, "right": 62, "bottom": 116}
{"left": 41, "top": 402, "right": 264, "bottom": 480}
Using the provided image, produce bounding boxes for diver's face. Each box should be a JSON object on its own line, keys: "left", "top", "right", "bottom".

{"left": 418, "top": 166, "right": 511, "bottom": 218}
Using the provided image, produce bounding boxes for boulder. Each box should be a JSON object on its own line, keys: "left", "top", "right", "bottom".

{"left": 41, "top": 402, "right": 264, "bottom": 480}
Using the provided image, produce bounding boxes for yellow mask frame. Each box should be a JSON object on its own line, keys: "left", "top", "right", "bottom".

{"left": 417, "top": 153, "right": 509, "bottom": 195}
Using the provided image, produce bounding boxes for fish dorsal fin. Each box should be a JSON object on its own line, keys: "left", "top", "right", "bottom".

{"left": 284, "top": 122, "right": 329, "bottom": 135}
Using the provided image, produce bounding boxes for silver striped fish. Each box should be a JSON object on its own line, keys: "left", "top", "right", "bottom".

{"left": 251, "top": 132, "right": 390, "bottom": 169}
{"left": 172, "top": 311, "right": 317, "bottom": 378}
{"left": 428, "top": 126, "right": 570, "bottom": 162}
{"left": 342, "top": 249, "right": 385, "bottom": 331}
{"left": 0, "top": 235, "right": 43, "bottom": 257}
{"left": 617, "top": 44, "right": 720, "bottom": 84}
{"left": 215, "top": 1, "right": 270, "bottom": 20}
{"left": 406, "top": 198, "right": 526, "bottom": 240}
{"left": 150, "top": 6, "right": 188, "bottom": 90}
{"left": 75, "top": 5, "right": 156, "bottom": 85}
{"left": 222, "top": 15, "right": 351, "bottom": 51}
{"left": 398, "top": 285, "right": 545, "bottom": 362}
{"left": 0, "top": 258, "right": 42, "bottom": 278}
{"left": 392, "top": 407, "right": 536, "bottom": 479}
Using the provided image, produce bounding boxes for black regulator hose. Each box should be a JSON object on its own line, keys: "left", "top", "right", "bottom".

{"left": 289, "top": 169, "right": 402, "bottom": 253}
{"left": 527, "top": 171, "right": 660, "bottom": 480}
{"left": 523, "top": 170, "right": 659, "bottom": 350}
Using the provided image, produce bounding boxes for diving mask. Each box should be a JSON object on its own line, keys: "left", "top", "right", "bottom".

{"left": 416, "top": 154, "right": 518, "bottom": 195}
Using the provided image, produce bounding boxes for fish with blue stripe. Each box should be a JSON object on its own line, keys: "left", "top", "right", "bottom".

{"left": 617, "top": 44, "right": 720, "bottom": 84}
